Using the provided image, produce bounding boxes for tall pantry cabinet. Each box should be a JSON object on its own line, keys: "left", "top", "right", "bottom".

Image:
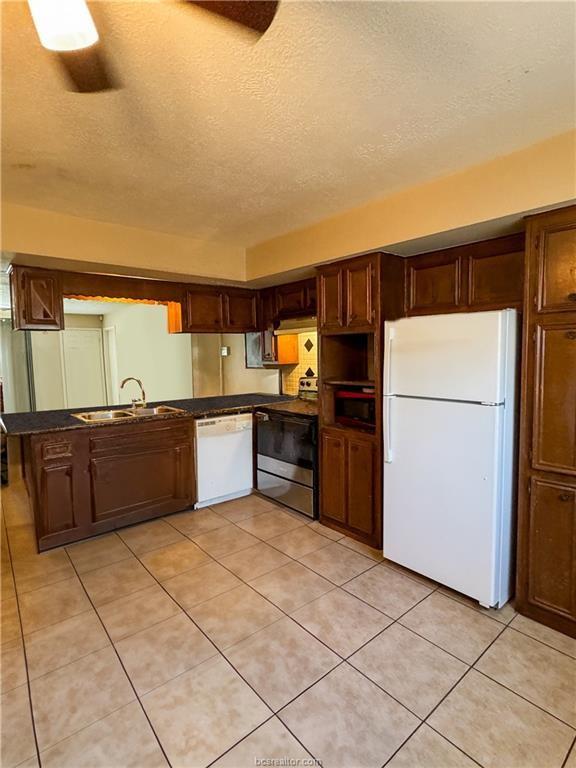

{"left": 516, "top": 205, "right": 576, "bottom": 638}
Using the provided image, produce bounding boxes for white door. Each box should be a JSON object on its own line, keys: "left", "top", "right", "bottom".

{"left": 62, "top": 329, "right": 107, "bottom": 408}
{"left": 384, "top": 310, "right": 516, "bottom": 403}
{"left": 383, "top": 396, "right": 504, "bottom": 606}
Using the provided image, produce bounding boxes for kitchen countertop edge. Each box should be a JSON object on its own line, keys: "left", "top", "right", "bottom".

{"left": 1, "top": 394, "right": 298, "bottom": 436}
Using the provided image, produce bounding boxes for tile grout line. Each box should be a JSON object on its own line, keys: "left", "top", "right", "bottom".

{"left": 61, "top": 548, "right": 174, "bottom": 768}
{"left": 3, "top": 516, "right": 43, "bottom": 768}
{"left": 117, "top": 531, "right": 321, "bottom": 767}
{"left": 561, "top": 736, "right": 576, "bottom": 768}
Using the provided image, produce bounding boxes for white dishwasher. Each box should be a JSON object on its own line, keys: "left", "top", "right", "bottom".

{"left": 194, "top": 413, "right": 253, "bottom": 508}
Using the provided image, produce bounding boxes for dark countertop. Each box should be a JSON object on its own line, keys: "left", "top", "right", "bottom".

{"left": 1, "top": 393, "right": 295, "bottom": 436}
{"left": 258, "top": 399, "right": 318, "bottom": 418}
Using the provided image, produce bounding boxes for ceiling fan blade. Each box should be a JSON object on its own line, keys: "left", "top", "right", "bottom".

{"left": 54, "top": 45, "right": 120, "bottom": 93}
{"left": 186, "top": 1, "right": 279, "bottom": 34}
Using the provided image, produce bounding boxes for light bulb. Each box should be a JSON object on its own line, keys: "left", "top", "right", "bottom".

{"left": 27, "top": 0, "right": 99, "bottom": 52}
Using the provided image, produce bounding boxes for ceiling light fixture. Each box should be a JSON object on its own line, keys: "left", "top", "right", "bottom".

{"left": 27, "top": 0, "right": 99, "bottom": 52}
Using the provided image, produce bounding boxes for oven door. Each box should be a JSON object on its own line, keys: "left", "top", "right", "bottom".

{"left": 255, "top": 411, "right": 317, "bottom": 518}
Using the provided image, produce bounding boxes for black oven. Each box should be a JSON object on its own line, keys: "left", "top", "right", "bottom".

{"left": 334, "top": 388, "right": 376, "bottom": 428}
{"left": 255, "top": 411, "right": 317, "bottom": 518}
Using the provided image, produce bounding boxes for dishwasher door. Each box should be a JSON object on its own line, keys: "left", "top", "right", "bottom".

{"left": 195, "top": 413, "right": 253, "bottom": 507}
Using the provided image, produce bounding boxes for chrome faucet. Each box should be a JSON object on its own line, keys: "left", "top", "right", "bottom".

{"left": 120, "top": 377, "right": 146, "bottom": 410}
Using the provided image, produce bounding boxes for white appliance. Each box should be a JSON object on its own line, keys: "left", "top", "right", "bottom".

{"left": 383, "top": 309, "right": 517, "bottom": 608}
{"left": 195, "top": 413, "right": 253, "bottom": 508}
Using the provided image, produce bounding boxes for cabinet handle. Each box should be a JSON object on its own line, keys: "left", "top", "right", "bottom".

{"left": 565, "top": 331, "right": 576, "bottom": 340}
{"left": 558, "top": 493, "right": 572, "bottom": 502}
{"left": 568, "top": 293, "right": 576, "bottom": 302}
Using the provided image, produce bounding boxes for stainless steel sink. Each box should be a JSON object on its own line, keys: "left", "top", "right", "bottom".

{"left": 131, "top": 406, "right": 186, "bottom": 417}
{"left": 72, "top": 405, "right": 186, "bottom": 423}
{"left": 73, "top": 410, "right": 135, "bottom": 423}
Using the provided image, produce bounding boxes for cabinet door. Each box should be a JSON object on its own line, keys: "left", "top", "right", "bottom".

{"left": 276, "top": 281, "right": 307, "bottom": 317}
{"left": 468, "top": 250, "right": 524, "bottom": 309}
{"left": 10, "top": 266, "right": 64, "bottom": 330}
{"left": 320, "top": 429, "right": 346, "bottom": 524}
{"left": 30, "top": 434, "right": 91, "bottom": 550}
{"left": 305, "top": 278, "right": 317, "bottom": 315}
{"left": 533, "top": 323, "right": 576, "bottom": 475}
{"left": 259, "top": 287, "right": 277, "bottom": 329}
{"left": 345, "top": 258, "right": 376, "bottom": 329}
{"left": 89, "top": 423, "right": 195, "bottom": 524}
{"left": 536, "top": 225, "right": 576, "bottom": 312}
{"left": 406, "top": 253, "right": 462, "bottom": 315}
{"left": 526, "top": 479, "right": 576, "bottom": 620}
{"left": 185, "top": 287, "right": 224, "bottom": 331}
{"left": 225, "top": 290, "right": 258, "bottom": 331}
{"left": 346, "top": 434, "right": 375, "bottom": 536}
{"left": 318, "top": 267, "right": 344, "bottom": 332}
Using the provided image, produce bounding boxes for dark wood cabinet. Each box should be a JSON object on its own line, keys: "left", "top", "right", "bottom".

{"left": 26, "top": 419, "right": 195, "bottom": 551}
{"left": 318, "top": 255, "right": 379, "bottom": 333}
{"left": 346, "top": 433, "right": 376, "bottom": 536}
{"left": 318, "top": 266, "right": 344, "bottom": 332}
{"left": 536, "top": 225, "right": 576, "bottom": 312}
{"left": 525, "top": 479, "right": 576, "bottom": 622}
{"left": 9, "top": 266, "right": 64, "bottom": 330}
{"left": 184, "top": 286, "right": 224, "bottom": 332}
{"left": 320, "top": 429, "right": 347, "bottom": 525}
{"left": 319, "top": 426, "right": 379, "bottom": 546}
{"left": 406, "top": 252, "right": 462, "bottom": 315}
{"left": 468, "top": 248, "right": 524, "bottom": 309}
{"left": 345, "top": 258, "right": 376, "bottom": 329}
{"left": 532, "top": 322, "right": 576, "bottom": 475}
{"left": 517, "top": 206, "right": 576, "bottom": 638}
{"left": 184, "top": 287, "right": 258, "bottom": 332}
{"left": 259, "top": 287, "right": 278, "bottom": 329}
{"left": 224, "top": 290, "right": 258, "bottom": 331}
{"left": 405, "top": 234, "right": 525, "bottom": 316}
{"left": 274, "top": 278, "right": 317, "bottom": 320}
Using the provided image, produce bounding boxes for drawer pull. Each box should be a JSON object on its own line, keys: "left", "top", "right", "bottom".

{"left": 565, "top": 331, "right": 576, "bottom": 340}
{"left": 567, "top": 293, "right": 576, "bottom": 302}
{"left": 558, "top": 493, "right": 572, "bottom": 502}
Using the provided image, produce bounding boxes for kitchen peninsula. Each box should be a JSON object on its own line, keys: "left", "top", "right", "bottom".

{"left": 2, "top": 393, "right": 293, "bottom": 552}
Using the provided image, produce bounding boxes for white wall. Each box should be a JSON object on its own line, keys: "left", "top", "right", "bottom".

{"left": 221, "top": 334, "right": 280, "bottom": 395}
{"left": 102, "top": 303, "right": 193, "bottom": 404}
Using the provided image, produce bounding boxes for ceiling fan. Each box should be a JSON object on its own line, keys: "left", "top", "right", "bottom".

{"left": 27, "top": 0, "right": 279, "bottom": 93}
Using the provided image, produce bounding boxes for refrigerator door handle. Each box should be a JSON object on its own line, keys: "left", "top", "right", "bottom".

{"left": 384, "top": 394, "right": 394, "bottom": 463}
{"left": 383, "top": 325, "right": 395, "bottom": 396}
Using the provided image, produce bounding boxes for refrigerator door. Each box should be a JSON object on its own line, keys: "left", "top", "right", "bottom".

{"left": 384, "top": 310, "right": 516, "bottom": 403}
{"left": 383, "top": 396, "right": 507, "bottom": 606}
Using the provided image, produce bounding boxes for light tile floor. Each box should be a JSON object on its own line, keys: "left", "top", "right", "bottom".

{"left": 2, "top": 473, "right": 576, "bottom": 768}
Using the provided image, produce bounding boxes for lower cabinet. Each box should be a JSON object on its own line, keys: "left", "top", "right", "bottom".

{"left": 26, "top": 419, "right": 196, "bottom": 551}
{"left": 319, "top": 427, "right": 379, "bottom": 546}
{"left": 520, "top": 478, "right": 576, "bottom": 626}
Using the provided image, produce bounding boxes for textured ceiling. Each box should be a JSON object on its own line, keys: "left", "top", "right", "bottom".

{"left": 2, "top": 0, "right": 575, "bottom": 248}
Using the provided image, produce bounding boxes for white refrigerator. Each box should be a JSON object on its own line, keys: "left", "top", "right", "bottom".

{"left": 383, "top": 309, "right": 517, "bottom": 608}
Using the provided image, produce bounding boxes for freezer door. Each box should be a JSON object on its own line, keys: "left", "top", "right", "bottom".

{"left": 384, "top": 310, "right": 516, "bottom": 403}
{"left": 383, "top": 396, "right": 510, "bottom": 606}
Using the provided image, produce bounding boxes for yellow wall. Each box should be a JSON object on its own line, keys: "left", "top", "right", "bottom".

{"left": 2, "top": 131, "right": 575, "bottom": 283}
{"left": 1, "top": 203, "right": 245, "bottom": 282}
{"left": 246, "top": 131, "right": 576, "bottom": 279}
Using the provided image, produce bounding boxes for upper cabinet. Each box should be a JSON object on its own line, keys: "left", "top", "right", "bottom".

{"left": 405, "top": 234, "right": 525, "bottom": 316}
{"left": 535, "top": 223, "right": 576, "bottom": 313}
{"left": 224, "top": 289, "right": 258, "bottom": 331}
{"left": 275, "top": 278, "right": 317, "bottom": 319}
{"left": 257, "top": 278, "right": 317, "bottom": 330}
{"left": 10, "top": 266, "right": 64, "bottom": 330}
{"left": 183, "top": 286, "right": 257, "bottom": 332}
{"left": 184, "top": 286, "right": 225, "bottom": 332}
{"left": 406, "top": 252, "right": 462, "bottom": 315}
{"left": 318, "top": 254, "right": 378, "bottom": 333}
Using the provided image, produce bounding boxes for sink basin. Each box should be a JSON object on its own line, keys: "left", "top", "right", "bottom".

{"left": 72, "top": 406, "right": 186, "bottom": 423}
{"left": 73, "top": 410, "right": 135, "bottom": 423}
{"left": 131, "top": 406, "right": 186, "bottom": 417}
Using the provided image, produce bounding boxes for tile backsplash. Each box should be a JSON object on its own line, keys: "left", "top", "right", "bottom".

{"left": 281, "top": 330, "right": 318, "bottom": 395}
